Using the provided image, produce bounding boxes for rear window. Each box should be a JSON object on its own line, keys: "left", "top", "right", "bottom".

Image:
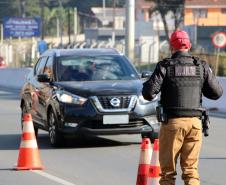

{"left": 56, "top": 55, "right": 139, "bottom": 81}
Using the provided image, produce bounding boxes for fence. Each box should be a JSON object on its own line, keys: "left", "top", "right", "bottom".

{"left": 0, "top": 36, "right": 159, "bottom": 68}
{"left": 1, "top": 37, "right": 225, "bottom": 76}
{"left": 0, "top": 38, "right": 37, "bottom": 68}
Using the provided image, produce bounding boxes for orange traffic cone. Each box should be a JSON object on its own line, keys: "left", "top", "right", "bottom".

{"left": 136, "top": 138, "right": 153, "bottom": 185}
{"left": 148, "top": 139, "right": 161, "bottom": 185}
{"left": 15, "top": 113, "right": 43, "bottom": 170}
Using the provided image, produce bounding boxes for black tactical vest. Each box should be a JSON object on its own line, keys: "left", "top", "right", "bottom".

{"left": 160, "top": 56, "right": 204, "bottom": 117}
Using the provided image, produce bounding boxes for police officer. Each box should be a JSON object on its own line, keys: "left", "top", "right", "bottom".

{"left": 142, "top": 30, "right": 223, "bottom": 185}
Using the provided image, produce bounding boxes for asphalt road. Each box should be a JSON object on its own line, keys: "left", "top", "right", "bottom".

{"left": 0, "top": 88, "right": 225, "bottom": 185}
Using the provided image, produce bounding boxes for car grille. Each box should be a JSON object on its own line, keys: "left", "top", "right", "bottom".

{"left": 98, "top": 96, "right": 131, "bottom": 109}
{"left": 90, "top": 95, "right": 137, "bottom": 113}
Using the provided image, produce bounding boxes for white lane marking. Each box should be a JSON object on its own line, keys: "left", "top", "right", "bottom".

{"left": 33, "top": 170, "right": 77, "bottom": 185}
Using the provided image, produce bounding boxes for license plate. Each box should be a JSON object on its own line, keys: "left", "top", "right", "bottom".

{"left": 103, "top": 115, "right": 129, "bottom": 124}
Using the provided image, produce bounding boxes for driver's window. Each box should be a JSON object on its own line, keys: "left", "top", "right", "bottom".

{"left": 35, "top": 57, "right": 48, "bottom": 76}
{"left": 44, "top": 57, "right": 53, "bottom": 79}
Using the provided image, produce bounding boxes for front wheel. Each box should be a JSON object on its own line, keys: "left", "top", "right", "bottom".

{"left": 48, "top": 109, "right": 65, "bottom": 147}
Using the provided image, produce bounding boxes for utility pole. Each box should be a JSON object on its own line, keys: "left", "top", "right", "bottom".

{"left": 57, "top": 17, "right": 60, "bottom": 38}
{"left": 40, "top": 0, "right": 44, "bottom": 39}
{"left": 74, "top": 7, "right": 78, "bottom": 42}
{"left": 125, "top": 0, "right": 135, "bottom": 62}
{"left": 103, "top": 0, "right": 106, "bottom": 23}
{"left": 112, "top": 0, "right": 116, "bottom": 46}
{"left": 68, "top": 8, "right": 71, "bottom": 45}
{"left": 21, "top": 0, "right": 26, "bottom": 18}
{"left": 1, "top": 24, "right": 3, "bottom": 44}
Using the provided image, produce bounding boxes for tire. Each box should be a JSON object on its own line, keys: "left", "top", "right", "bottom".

{"left": 21, "top": 103, "right": 38, "bottom": 137}
{"left": 48, "top": 109, "right": 64, "bottom": 147}
{"left": 21, "top": 104, "right": 27, "bottom": 130}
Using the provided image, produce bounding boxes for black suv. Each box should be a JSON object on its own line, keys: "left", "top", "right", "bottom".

{"left": 20, "top": 49, "right": 159, "bottom": 147}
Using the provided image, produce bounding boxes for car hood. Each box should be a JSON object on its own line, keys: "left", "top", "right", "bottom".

{"left": 53, "top": 80, "right": 142, "bottom": 97}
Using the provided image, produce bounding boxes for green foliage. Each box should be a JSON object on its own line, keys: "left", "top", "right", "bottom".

{"left": 146, "top": 0, "right": 185, "bottom": 42}
{"left": 0, "top": 0, "right": 125, "bottom": 36}
{"left": 218, "top": 63, "right": 225, "bottom": 76}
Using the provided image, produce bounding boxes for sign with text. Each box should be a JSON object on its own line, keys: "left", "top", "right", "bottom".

{"left": 3, "top": 17, "right": 41, "bottom": 38}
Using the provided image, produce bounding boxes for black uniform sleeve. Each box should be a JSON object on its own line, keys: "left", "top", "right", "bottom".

{"left": 202, "top": 62, "right": 223, "bottom": 100}
{"left": 142, "top": 61, "right": 166, "bottom": 101}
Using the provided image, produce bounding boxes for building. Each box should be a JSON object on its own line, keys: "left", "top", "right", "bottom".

{"left": 184, "top": 0, "right": 226, "bottom": 52}
{"left": 135, "top": 0, "right": 155, "bottom": 22}
{"left": 185, "top": 0, "right": 226, "bottom": 26}
{"left": 83, "top": 3, "right": 160, "bottom": 64}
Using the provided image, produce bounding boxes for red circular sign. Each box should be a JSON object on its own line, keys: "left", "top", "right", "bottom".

{"left": 212, "top": 32, "right": 226, "bottom": 48}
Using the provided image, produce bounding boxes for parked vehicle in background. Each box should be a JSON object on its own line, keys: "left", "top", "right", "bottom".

{"left": 20, "top": 48, "right": 160, "bottom": 147}
{"left": 0, "top": 56, "right": 6, "bottom": 68}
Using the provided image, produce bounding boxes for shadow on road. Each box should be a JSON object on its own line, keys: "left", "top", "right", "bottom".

{"left": 0, "top": 87, "right": 20, "bottom": 100}
{"left": 37, "top": 134, "right": 140, "bottom": 149}
{"left": 0, "top": 134, "right": 21, "bottom": 150}
{"left": 0, "top": 133, "right": 140, "bottom": 150}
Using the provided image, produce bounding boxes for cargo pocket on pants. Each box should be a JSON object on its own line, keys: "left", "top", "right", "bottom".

{"left": 190, "top": 122, "right": 202, "bottom": 141}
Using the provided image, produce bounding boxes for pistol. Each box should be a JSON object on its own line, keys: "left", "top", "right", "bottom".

{"left": 202, "top": 110, "right": 210, "bottom": 137}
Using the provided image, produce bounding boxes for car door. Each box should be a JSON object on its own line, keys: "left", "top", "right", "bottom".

{"left": 31, "top": 56, "right": 48, "bottom": 125}
{"left": 38, "top": 56, "right": 54, "bottom": 123}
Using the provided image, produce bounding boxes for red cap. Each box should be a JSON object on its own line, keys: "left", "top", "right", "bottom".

{"left": 170, "top": 30, "right": 191, "bottom": 50}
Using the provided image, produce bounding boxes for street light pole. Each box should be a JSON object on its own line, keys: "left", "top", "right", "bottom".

{"left": 21, "top": 0, "right": 26, "bottom": 18}
{"left": 68, "top": 8, "right": 71, "bottom": 45}
{"left": 125, "top": 0, "right": 135, "bottom": 62}
{"left": 112, "top": 0, "right": 116, "bottom": 46}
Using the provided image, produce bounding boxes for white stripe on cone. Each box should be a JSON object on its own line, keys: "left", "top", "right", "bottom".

{"left": 20, "top": 140, "right": 38, "bottom": 148}
{"left": 23, "top": 121, "right": 35, "bottom": 133}
{"left": 139, "top": 149, "right": 153, "bottom": 164}
{"left": 151, "top": 151, "right": 160, "bottom": 166}
{"left": 147, "top": 177, "right": 160, "bottom": 184}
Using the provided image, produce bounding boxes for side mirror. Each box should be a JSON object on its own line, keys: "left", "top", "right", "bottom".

{"left": 37, "top": 74, "right": 51, "bottom": 83}
{"left": 141, "top": 71, "right": 152, "bottom": 78}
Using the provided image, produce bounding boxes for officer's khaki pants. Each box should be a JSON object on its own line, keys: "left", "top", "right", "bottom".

{"left": 159, "top": 117, "right": 202, "bottom": 185}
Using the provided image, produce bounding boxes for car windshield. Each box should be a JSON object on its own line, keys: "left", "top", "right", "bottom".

{"left": 56, "top": 55, "right": 139, "bottom": 81}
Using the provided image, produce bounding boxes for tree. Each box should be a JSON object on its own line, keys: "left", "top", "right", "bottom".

{"left": 0, "top": 1, "right": 19, "bottom": 22}
{"left": 146, "top": 0, "right": 185, "bottom": 43}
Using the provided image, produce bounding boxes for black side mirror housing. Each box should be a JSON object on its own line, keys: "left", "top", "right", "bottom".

{"left": 141, "top": 71, "right": 152, "bottom": 78}
{"left": 37, "top": 74, "right": 51, "bottom": 82}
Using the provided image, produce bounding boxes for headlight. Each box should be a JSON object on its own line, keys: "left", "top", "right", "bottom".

{"left": 139, "top": 95, "right": 159, "bottom": 105}
{"left": 56, "top": 91, "right": 87, "bottom": 105}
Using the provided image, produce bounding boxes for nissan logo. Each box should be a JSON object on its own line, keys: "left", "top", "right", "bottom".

{"left": 110, "top": 97, "right": 121, "bottom": 107}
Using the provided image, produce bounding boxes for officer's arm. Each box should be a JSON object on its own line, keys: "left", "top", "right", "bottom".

{"left": 202, "top": 63, "right": 223, "bottom": 100}
{"left": 142, "top": 62, "right": 166, "bottom": 101}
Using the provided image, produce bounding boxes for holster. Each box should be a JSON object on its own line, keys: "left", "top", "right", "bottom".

{"left": 156, "top": 105, "right": 167, "bottom": 123}
{"left": 202, "top": 110, "right": 210, "bottom": 137}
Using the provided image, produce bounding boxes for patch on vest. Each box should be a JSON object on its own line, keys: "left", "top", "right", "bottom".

{"left": 175, "top": 66, "right": 196, "bottom": 76}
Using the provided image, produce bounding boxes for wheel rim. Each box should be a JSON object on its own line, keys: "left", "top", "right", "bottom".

{"left": 49, "top": 111, "right": 56, "bottom": 144}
